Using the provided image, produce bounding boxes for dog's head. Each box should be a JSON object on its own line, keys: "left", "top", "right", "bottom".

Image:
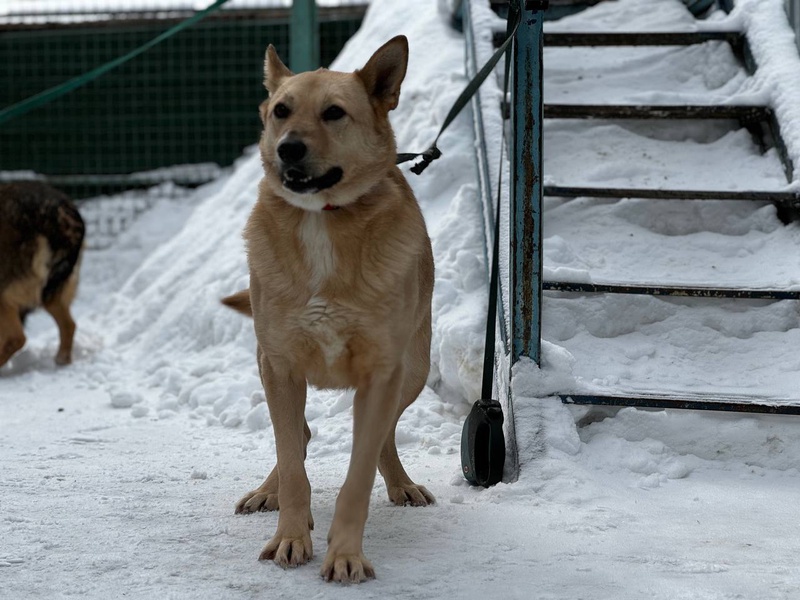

{"left": 258, "top": 36, "right": 409, "bottom": 211}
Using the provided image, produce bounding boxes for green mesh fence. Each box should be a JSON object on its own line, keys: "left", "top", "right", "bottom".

{"left": 0, "top": 7, "right": 365, "bottom": 198}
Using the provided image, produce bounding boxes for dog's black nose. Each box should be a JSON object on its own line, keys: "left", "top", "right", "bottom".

{"left": 277, "top": 139, "right": 307, "bottom": 164}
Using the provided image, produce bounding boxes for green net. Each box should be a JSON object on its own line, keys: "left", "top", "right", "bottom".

{"left": 0, "top": 6, "right": 365, "bottom": 198}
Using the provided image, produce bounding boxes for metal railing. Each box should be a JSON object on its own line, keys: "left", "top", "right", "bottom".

{"left": 788, "top": 0, "right": 800, "bottom": 51}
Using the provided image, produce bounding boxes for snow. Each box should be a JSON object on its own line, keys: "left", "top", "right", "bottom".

{"left": 3, "top": 0, "right": 800, "bottom": 598}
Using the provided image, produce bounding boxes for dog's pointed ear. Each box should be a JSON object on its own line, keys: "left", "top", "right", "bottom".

{"left": 264, "top": 45, "right": 293, "bottom": 95}
{"left": 356, "top": 35, "right": 408, "bottom": 111}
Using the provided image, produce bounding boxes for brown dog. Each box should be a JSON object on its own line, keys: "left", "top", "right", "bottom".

{"left": 0, "top": 181, "right": 84, "bottom": 368}
{"left": 222, "top": 36, "right": 435, "bottom": 582}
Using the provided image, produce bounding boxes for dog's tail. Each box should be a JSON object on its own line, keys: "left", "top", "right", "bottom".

{"left": 221, "top": 289, "right": 253, "bottom": 316}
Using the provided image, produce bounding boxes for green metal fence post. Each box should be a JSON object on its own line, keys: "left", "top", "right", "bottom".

{"left": 291, "top": 0, "right": 319, "bottom": 72}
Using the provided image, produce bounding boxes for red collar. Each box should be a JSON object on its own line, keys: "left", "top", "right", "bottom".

{"left": 322, "top": 204, "right": 340, "bottom": 211}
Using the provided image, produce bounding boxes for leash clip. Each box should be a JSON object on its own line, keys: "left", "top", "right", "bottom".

{"left": 409, "top": 145, "right": 442, "bottom": 175}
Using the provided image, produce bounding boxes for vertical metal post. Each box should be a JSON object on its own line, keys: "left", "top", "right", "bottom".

{"left": 290, "top": 0, "right": 319, "bottom": 73}
{"left": 789, "top": 0, "right": 800, "bottom": 53}
{"left": 510, "top": 0, "right": 544, "bottom": 365}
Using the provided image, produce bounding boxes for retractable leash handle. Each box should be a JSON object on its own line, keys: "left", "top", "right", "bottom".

{"left": 461, "top": 399, "right": 505, "bottom": 487}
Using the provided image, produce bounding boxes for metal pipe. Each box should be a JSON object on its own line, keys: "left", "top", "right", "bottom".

{"left": 510, "top": 0, "right": 545, "bottom": 365}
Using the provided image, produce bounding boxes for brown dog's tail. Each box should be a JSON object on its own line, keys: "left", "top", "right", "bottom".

{"left": 221, "top": 289, "right": 253, "bottom": 316}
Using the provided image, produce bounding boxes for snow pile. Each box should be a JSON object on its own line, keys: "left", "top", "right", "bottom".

{"left": 50, "top": 0, "right": 486, "bottom": 435}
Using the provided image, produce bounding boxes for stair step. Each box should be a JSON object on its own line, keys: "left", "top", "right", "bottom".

{"left": 561, "top": 393, "right": 800, "bottom": 415}
{"left": 543, "top": 281, "right": 800, "bottom": 300}
{"left": 544, "top": 31, "right": 743, "bottom": 47}
{"left": 505, "top": 103, "right": 771, "bottom": 121}
{"left": 544, "top": 104, "right": 769, "bottom": 121}
{"left": 494, "top": 30, "right": 743, "bottom": 48}
{"left": 543, "top": 185, "right": 800, "bottom": 205}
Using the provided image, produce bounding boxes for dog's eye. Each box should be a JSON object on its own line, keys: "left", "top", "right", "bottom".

{"left": 273, "top": 103, "right": 291, "bottom": 119}
{"left": 322, "top": 105, "right": 346, "bottom": 121}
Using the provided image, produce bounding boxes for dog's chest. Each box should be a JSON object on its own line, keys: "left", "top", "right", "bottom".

{"left": 294, "top": 213, "right": 349, "bottom": 365}
{"left": 297, "top": 295, "right": 350, "bottom": 367}
{"left": 298, "top": 213, "right": 336, "bottom": 292}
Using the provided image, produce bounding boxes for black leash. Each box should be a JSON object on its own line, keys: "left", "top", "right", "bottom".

{"left": 460, "top": 138, "right": 506, "bottom": 488}
{"left": 396, "top": 6, "right": 522, "bottom": 175}
{"left": 460, "top": 1, "right": 520, "bottom": 489}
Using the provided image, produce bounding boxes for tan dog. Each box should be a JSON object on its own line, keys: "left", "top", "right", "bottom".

{"left": 0, "top": 182, "right": 84, "bottom": 368}
{"left": 222, "top": 36, "right": 435, "bottom": 582}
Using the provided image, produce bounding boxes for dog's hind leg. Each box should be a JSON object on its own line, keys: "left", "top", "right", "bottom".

{"left": 0, "top": 300, "right": 26, "bottom": 368}
{"left": 378, "top": 323, "right": 436, "bottom": 507}
{"left": 235, "top": 465, "right": 279, "bottom": 513}
{"left": 235, "top": 419, "right": 313, "bottom": 527}
{"left": 43, "top": 269, "right": 79, "bottom": 366}
{"left": 379, "top": 421, "right": 436, "bottom": 507}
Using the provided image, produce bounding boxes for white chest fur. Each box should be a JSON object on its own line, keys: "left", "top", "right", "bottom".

{"left": 298, "top": 212, "right": 336, "bottom": 292}
{"left": 297, "top": 213, "right": 344, "bottom": 366}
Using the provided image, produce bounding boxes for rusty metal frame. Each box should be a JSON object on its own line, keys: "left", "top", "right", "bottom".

{"left": 509, "top": 0, "right": 545, "bottom": 364}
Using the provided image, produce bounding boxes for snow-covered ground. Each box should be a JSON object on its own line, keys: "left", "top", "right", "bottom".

{"left": 2, "top": 0, "right": 800, "bottom": 598}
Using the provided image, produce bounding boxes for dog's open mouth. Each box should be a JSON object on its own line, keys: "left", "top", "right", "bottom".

{"left": 282, "top": 167, "right": 343, "bottom": 194}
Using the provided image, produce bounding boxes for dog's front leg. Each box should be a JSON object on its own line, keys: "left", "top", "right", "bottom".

{"left": 321, "top": 366, "right": 403, "bottom": 583}
{"left": 258, "top": 355, "right": 313, "bottom": 568}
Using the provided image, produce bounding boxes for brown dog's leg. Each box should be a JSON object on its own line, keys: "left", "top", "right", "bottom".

{"left": 378, "top": 394, "right": 436, "bottom": 506}
{"left": 321, "top": 365, "right": 404, "bottom": 583}
{"left": 0, "top": 301, "right": 26, "bottom": 367}
{"left": 379, "top": 321, "right": 435, "bottom": 506}
{"left": 43, "top": 277, "right": 78, "bottom": 366}
{"left": 379, "top": 425, "right": 435, "bottom": 507}
{"left": 43, "top": 254, "right": 80, "bottom": 366}
{"left": 236, "top": 420, "right": 314, "bottom": 529}
{"left": 257, "top": 355, "right": 314, "bottom": 568}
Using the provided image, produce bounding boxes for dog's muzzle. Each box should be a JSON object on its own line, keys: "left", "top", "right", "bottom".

{"left": 281, "top": 166, "right": 343, "bottom": 194}
{"left": 276, "top": 137, "right": 343, "bottom": 194}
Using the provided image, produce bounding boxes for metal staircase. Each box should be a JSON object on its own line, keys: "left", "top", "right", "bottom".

{"left": 466, "top": 0, "right": 800, "bottom": 434}
{"left": 537, "top": 21, "right": 799, "bottom": 218}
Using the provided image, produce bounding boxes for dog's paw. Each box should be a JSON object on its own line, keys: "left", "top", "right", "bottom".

{"left": 235, "top": 492, "right": 315, "bottom": 529}
{"left": 259, "top": 533, "right": 313, "bottom": 568}
{"left": 1, "top": 336, "right": 25, "bottom": 367}
{"left": 55, "top": 351, "right": 72, "bottom": 366}
{"left": 320, "top": 552, "right": 375, "bottom": 583}
{"left": 235, "top": 489, "right": 279, "bottom": 514}
{"left": 387, "top": 483, "right": 435, "bottom": 507}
